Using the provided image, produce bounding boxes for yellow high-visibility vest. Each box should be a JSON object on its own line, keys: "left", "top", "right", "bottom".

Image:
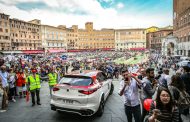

{"left": 27, "top": 74, "right": 41, "bottom": 90}
{"left": 48, "top": 73, "right": 57, "bottom": 86}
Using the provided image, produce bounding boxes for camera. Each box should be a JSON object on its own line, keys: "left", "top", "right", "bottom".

{"left": 155, "top": 74, "right": 161, "bottom": 80}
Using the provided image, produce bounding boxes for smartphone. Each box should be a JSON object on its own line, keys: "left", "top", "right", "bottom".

{"left": 125, "top": 77, "right": 129, "bottom": 81}
{"left": 153, "top": 109, "right": 161, "bottom": 115}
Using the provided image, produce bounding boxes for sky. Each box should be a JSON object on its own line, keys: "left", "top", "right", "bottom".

{"left": 0, "top": 0, "right": 173, "bottom": 29}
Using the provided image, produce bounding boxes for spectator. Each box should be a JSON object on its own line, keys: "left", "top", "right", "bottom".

{"left": 138, "top": 68, "right": 146, "bottom": 80}
{"left": 16, "top": 69, "right": 26, "bottom": 98}
{"left": 119, "top": 68, "right": 142, "bottom": 122}
{"left": 146, "top": 87, "right": 179, "bottom": 122}
{"left": 0, "top": 76, "right": 6, "bottom": 112}
{"left": 8, "top": 68, "right": 16, "bottom": 102}
{"left": 164, "top": 68, "right": 171, "bottom": 86}
{"left": 180, "top": 66, "right": 190, "bottom": 116}
{"left": 0, "top": 65, "right": 9, "bottom": 112}
{"left": 141, "top": 68, "right": 157, "bottom": 121}
{"left": 168, "top": 75, "right": 185, "bottom": 122}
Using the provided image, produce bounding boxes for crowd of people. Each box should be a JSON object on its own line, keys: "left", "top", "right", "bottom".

{"left": 118, "top": 53, "right": 190, "bottom": 122}
{"left": 0, "top": 51, "right": 189, "bottom": 122}
{"left": 0, "top": 51, "right": 133, "bottom": 112}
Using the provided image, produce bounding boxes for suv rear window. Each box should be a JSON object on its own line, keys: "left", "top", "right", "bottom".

{"left": 59, "top": 76, "right": 93, "bottom": 86}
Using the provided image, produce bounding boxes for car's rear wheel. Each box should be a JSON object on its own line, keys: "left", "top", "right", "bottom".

{"left": 96, "top": 96, "right": 105, "bottom": 117}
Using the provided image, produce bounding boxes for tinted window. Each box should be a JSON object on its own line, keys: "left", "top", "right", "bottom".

{"left": 59, "top": 76, "right": 92, "bottom": 86}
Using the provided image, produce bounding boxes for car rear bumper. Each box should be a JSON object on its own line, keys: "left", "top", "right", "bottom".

{"left": 50, "top": 104, "right": 96, "bottom": 116}
{"left": 50, "top": 98, "right": 100, "bottom": 116}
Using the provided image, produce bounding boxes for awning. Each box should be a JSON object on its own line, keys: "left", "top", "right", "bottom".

{"left": 130, "top": 48, "right": 146, "bottom": 51}
{"left": 101, "top": 48, "right": 114, "bottom": 51}
{"left": 68, "top": 49, "right": 90, "bottom": 52}
{"left": 23, "top": 50, "right": 44, "bottom": 54}
{"left": 68, "top": 48, "right": 115, "bottom": 52}
{"left": 68, "top": 49, "right": 81, "bottom": 52}
{"left": 48, "top": 49, "right": 66, "bottom": 53}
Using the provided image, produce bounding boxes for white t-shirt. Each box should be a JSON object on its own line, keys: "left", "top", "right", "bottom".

{"left": 119, "top": 78, "right": 140, "bottom": 107}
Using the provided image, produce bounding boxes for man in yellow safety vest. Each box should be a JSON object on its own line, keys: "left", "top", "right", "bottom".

{"left": 27, "top": 69, "right": 41, "bottom": 106}
{"left": 48, "top": 68, "right": 58, "bottom": 96}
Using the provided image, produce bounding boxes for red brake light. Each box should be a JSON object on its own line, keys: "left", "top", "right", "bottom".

{"left": 78, "top": 88, "right": 97, "bottom": 95}
{"left": 53, "top": 87, "right": 60, "bottom": 91}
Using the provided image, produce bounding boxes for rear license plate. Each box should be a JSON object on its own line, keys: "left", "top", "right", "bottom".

{"left": 63, "top": 99, "right": 74, "bottom": 104}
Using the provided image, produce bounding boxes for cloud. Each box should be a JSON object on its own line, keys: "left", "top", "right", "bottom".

{"left": 0, "top": 0, "right": 40, "bottom": 5}
{"left": 116, "top": 2, "right": 124, "bottom": 9}
{"left": 99, "top": 0, "right": 114, "bottom": 3}
{"left": 100, "top": 0, "right": 113, "bottom": 2}
{"left": 0, "top": 0, "right": 172, "bottom": 29}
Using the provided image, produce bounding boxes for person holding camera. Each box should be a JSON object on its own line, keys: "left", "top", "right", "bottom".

{"left": 141, "top": 68, "right": 158, "bottom": 121}
{"left": 119, "top": 68, "right": 142, "bottom": 122}
{"left": 145, "top": 87, "right": 179, "bottom": 122}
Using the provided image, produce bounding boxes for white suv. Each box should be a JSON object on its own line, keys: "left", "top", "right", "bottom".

{"left": 50, "top": 70, "right": 114, "bottom": 116}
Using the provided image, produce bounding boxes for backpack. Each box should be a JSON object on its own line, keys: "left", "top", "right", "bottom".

{"left": 177, "top": 90, "right": 190, "bottom": 110}
{"left": 169, "top": 85, "right": 190, "bottom": 110}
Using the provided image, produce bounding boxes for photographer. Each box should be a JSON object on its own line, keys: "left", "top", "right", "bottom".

{"left": 141, "top": 68, "right": 157, "bottom": 122}
{"left": 119, "top": 68, "right": 142, "bottom": 122}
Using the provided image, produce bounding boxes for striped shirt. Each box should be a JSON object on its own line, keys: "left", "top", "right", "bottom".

{"left": 148, "top": 102, "right": 179, "bottom": 122}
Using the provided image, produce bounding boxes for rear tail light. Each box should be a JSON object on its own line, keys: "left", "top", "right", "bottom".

{"left": 53, "top": 87, "right": 60, "bottom": 91}
{"left": 78, "top": 88, "right": 97, "bottom": 95}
